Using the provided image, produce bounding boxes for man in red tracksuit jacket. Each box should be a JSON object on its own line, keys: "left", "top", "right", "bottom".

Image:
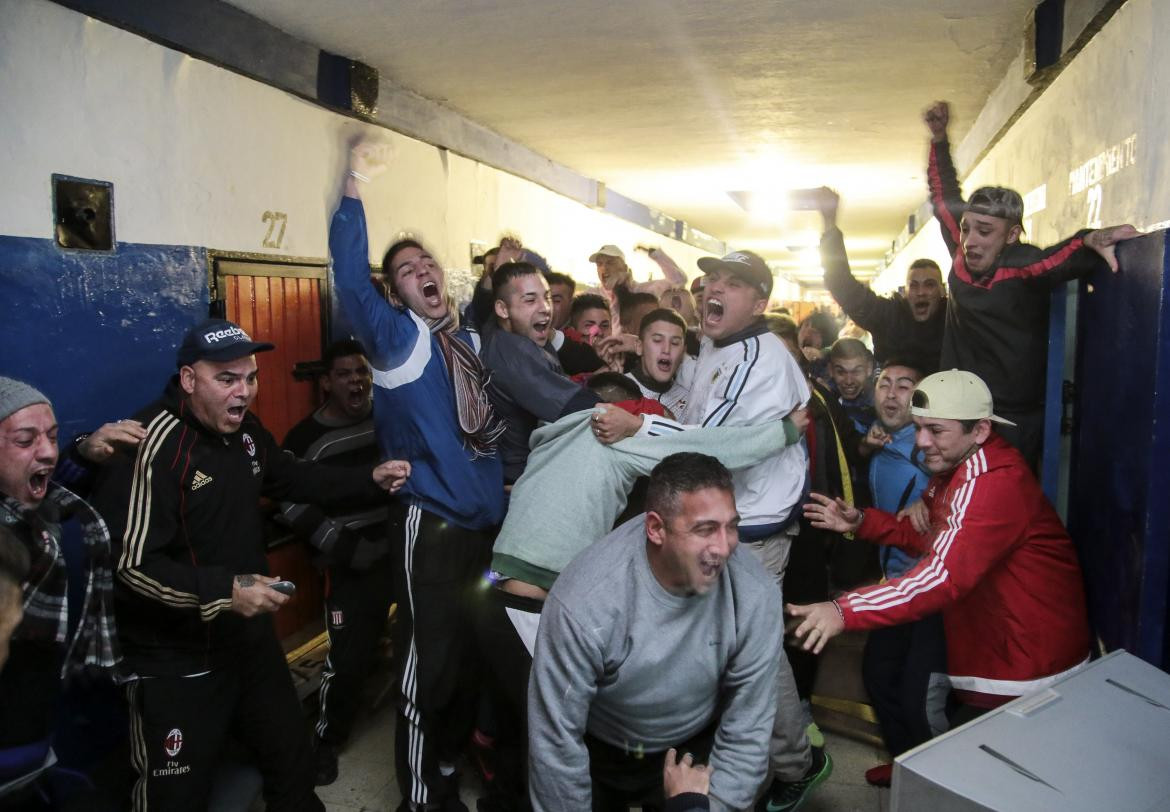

{"left": 789, "top": 369, "right": 1090, "bottom": 720}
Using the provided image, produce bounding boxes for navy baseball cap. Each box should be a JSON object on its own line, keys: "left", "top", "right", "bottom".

{"left": 176, "top": 319, "right": 274, "bottom": 367}
{"left": 697, "top": 250, "right": 773, "bottom": 298}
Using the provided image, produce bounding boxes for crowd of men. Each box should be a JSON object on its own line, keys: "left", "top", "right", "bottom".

{"left": 0, "top": 101, "right": 1141, "bottom": 812}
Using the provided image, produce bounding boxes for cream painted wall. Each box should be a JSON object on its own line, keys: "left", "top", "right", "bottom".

{"left": 884, "top": 0, "right": 1169, "bottom": 279}
{"left": 0, "top": 0, "right": 712, "bottom": 292}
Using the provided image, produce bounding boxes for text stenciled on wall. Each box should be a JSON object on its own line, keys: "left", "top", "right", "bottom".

{"left": 261, "top": 211, "right": 288, "bottom": 249}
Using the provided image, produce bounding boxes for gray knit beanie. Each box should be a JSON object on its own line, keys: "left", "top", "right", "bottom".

{"left": 0, "top": 377, "right": 51, "bottom": 423}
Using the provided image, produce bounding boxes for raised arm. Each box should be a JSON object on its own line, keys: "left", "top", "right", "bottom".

{"left": 330, "top": 143, "right": 421, "bottom": 368}
{"left": 924, "top": 102, "right": 964, "bottom": 255}
{"left": 819, "top": 189, "right": 899, "bottom": 334}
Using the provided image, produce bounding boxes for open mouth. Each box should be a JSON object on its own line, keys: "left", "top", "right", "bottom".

{"left": 226, "top": 405, "right": 246, "bottom": 422}
{"left": 912, "top": 300, "right": 930, "bottom": 315}
{"left": 28, "top": 470, "right": 51, "bottom": 498}
{"left": 656, "top": 357, "right": 674, "bottom": 374}
{"left": 699, "top": 555, "right": 723, "bottom": 578}
{"left": 531, "top": 319, "right": 550, "bottom": 337}
{"left": 705, "top": 298, "right": 724, "bottom": 324}
{"left": 421, "top": 280, "right": 442, "bottom": 306}
{"left": 346, "top": 388, "right": 368, "bottom": 409}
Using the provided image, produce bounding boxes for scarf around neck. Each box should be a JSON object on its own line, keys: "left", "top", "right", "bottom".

{"left": 2, "top": 483, "right": 122, "bottom": 680}
{"left": 426, "top": 312, "right": 506, "bottom": 459}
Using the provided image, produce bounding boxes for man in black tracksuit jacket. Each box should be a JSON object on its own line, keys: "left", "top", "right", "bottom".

{"left": 924, "top": 100, "right": 1138, "bottom": 467}
{"left": 89, "top": 319, "right": 409, "bottom": 812}
{"left": 817, "top": 190, "right": 947, "bottom": 374}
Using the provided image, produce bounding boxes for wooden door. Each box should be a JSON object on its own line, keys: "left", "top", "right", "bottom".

{"left": 214, "top": 257, "right": 329, "bottom": 643}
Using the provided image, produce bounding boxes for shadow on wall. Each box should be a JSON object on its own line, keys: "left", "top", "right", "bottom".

{"left": 0, "top": 236, "right": 208, "bottom": 441}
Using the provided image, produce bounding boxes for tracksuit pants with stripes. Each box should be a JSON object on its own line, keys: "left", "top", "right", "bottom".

{"left": 315, "top": 556, "right": 396, "bottom": 747}
{"left": 123, "top": 620, "right": 323, "bottom": 812}
{"left": 390, "top": 501, "right": 493, "bottom": 810}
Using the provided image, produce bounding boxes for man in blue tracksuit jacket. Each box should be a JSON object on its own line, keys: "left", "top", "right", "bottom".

{"left": 330, "top": 144, "right": 506, "bottom": 811}
{"left": 857, "top": 360, "right": 945, "bottom": 786}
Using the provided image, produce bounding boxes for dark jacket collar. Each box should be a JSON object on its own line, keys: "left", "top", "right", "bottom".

{"left": 712, "top": 317, "right": 770, "bottom": 349}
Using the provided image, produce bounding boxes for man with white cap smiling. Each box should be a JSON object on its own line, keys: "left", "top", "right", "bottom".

{"left": 792, "top": 369, "right": 1091, "bottom": 726}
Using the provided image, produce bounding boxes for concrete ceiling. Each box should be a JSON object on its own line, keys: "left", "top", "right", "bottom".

{"left": 226, "top": 0, "right": 1036, "bottom": 286}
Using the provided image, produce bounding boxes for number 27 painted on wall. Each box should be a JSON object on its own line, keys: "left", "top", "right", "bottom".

{"left": 261, "top": 211, "right": 287, "bottom": 249}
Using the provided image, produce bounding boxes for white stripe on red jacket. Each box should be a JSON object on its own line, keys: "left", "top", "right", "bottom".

{"left": 837, "top": 433, "right": 1090, "bottom": 708}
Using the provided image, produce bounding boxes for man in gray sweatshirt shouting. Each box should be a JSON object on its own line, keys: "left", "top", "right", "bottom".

{"left": 528, "top": 453, "right": 782, "bottom": 811}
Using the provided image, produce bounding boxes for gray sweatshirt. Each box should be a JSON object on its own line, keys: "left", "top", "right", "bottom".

{"left": 528, "top": 516, "right": 783, "bottom": 811}
{"left": 492, "top": 411, "right": 797, "bottom": 589}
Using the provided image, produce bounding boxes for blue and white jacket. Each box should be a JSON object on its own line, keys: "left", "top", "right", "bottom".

{"left": 329, "top": 197, "right": 504, "bottom": 530}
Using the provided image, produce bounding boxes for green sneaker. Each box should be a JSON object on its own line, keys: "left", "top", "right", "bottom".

{"left": 756, "top": 747, "right": 833, "bottom": 812}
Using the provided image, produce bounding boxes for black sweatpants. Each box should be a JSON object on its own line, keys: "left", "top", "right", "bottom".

{"left": 585, "top": 717, "right": 718, "bottom": 812}
{"left": 861, "top": 613, "right": 947, "bottom": 757}
{"left": 315, "top": 557, "right": 396, "bottom": 746}
{"left": 123, "top": 625, "right": 322, "bottom": 812}
{"left": 391, "top": 501, "right": 493, "bottom": 810}
{"left": 473, "top": 586, "right": 543, "bottom": 811}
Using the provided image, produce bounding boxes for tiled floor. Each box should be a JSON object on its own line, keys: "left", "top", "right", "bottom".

{"left": 315, "top": 695, "right": 891, "bottom": 811}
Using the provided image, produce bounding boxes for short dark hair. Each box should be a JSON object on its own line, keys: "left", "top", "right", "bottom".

{"left": 645, "top": 453, "right": 734, "bottom": 522}
{"left": 638, "top": 308, "right": 687, "bottom": 337}
{"left": 544, "top": 271, "right": 576, "bottom": 294}
{"left": 877, "top": 357, "right": 924, "bottom": 382}
{"left": 491, "top": 261, "right": 540, "bottom": 302}
{"left": 958, "top": 418, "right": 982, "bottom": 433}
{"left": 829, "top": 337, "right": 873, "bottom": 364}
{"left": 908, "top": 258, "right": 942, "bottom": 276}
{"left": 587, "top": 372, "right": 642, "bottom": 403}
{"left": 570, "top": 293, "right": 610, "bottom": 320}
{"left": 0, "top": 526, "right": 30, "bottom": 589}
{"left": 764, "top": 313, "right": 798, "bottom": 346}
{"left": 382, "top": 238, "right": 428, "bottom": 294}
{"left": 799, "top": 311, "right": 839, "bottom": 349}
{"left": 322, "top": 339, "right": 368, "bottom": 371}
{"left": 624, "top": 291, "right": 659, "bottom": 310}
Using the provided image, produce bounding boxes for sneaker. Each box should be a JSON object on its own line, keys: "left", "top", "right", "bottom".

{"left": 756, "top": 747, "right": 833, "bottom": 812}
{"left": 313, "top": 739, "right": 339, "bottom": 787}
{"left": 864, "top": 762, "right": 892, "bottom": 787}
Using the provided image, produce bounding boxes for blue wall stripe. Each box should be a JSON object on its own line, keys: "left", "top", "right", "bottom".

{"left": 0, "top": 235, "right": 208, "bottom": 442}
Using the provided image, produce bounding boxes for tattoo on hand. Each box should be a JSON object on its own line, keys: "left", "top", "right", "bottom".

{"left": 235, "top": 574, "right": 256, "bottom": 588}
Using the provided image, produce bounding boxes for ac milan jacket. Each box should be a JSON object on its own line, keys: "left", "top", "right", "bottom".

{"left": 90, "top": 380, "right": 385, "bottom": 677}
{"left": 836, "top": 433, "right": 1090, "bottom": 708}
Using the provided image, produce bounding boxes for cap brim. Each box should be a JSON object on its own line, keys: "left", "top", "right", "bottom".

{"left": 912, "top": 406, "right": 1017, "bottom": 427}
{"left": 179, "top": 341, "right": 275, "bottom": 367}
{"left": 589, "top": 252, "right": 617, "bottom": 263}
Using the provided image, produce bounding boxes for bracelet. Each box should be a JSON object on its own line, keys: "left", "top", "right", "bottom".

{"left": 830, "top": 600, "right": 845, "bottom": 622}
{"left": 349, "top": 169, "right": 370, "bottom": 183}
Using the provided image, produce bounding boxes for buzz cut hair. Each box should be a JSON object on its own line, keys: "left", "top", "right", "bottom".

{"left": 491, "top": 261, "right": 541, "bottom": 302}
{"left": 645, "top": 453, "right": 734, "bottom": 523}
{"left": 638, "top": 308, "right": 688, "bottom": 337}
{"left": 544, "top": 271, "right": 576, "bottom": 295}
{"left": 570, "top": 293, "right": 611, "bottom": 319}
{"left": 829, "top": 337, "right": 873, "bottom": 365}
{"left": 322, "top": 339, "right": 368, "bottom": 371}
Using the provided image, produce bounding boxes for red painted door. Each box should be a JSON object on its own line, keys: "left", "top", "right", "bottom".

{"left": 215, "top": 258, "right": 329, "bottom": 642}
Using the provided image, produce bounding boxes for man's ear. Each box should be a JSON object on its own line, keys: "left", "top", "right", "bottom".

{"left": 634, "top": 337, "right": 644, "bottom": 358}
{"left": 178, "top": 365, "right": 197, "bottom": 396}
{"left": 493, "top": 297, "right": 509, "bottom": 322}
{"left": 973, "top": 418, "right": 994, "bottom": 445}
{"left": 752, "top": 296, "right": 768, "bottom": 317}
{"left": 1006, "top": 224, "right": 1023, "bottom": 245}
{"left": 645, "top": 510, "right": 667, "bottom": 549}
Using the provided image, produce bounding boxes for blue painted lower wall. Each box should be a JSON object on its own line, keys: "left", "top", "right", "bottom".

{"left": 0, "top": 235, "right": 208, "bottom": 441}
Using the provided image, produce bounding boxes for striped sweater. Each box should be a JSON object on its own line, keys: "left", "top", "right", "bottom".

{"left": 90, "top": 380, "right": 383, "bottom": 677}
